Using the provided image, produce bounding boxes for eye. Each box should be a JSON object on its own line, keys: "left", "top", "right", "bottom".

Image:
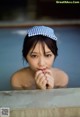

{"left": 45, "top": 54, "right": 52, "bottom": 57}
{"left": 30, "top": 55, "right": 38, "bottom": 58}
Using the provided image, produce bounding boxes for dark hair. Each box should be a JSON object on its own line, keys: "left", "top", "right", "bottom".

{"left": 22, "top": 35, "right": 58, "bottom": 60}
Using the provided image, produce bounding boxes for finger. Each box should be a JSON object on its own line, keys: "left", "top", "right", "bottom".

{"left": 36, "top": 74, "right": 45, "bottom": 84}
{"left": 45, "top": 74, "right": 54, "bottom": 88}
{"left": 42, "top": 80, "right": 47, "bottom": 88}
{"left": 36, "top": 76, "right": 47, "bottom": 90}
{"left": 40, "top": 77, "right": 47, "bottom": 85}
{"left": 46, "top": 74, "right": 54, "bottom": 82}
{"left": 44, "top": 69, "right": 53, "bottom": 75}
{"left": 35, "top": 70, "right": 43, "bottom": 80}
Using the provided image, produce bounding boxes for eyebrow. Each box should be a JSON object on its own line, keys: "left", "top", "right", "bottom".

{"left": 30, "top": 51, "right": 52, "bottom": 54}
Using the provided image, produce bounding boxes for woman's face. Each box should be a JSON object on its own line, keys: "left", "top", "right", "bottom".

{"left": 26, "top": 42, "right": 55, "bottom": 72}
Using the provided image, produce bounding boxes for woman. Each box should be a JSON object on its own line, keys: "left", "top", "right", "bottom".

{"left": 11, "top": 26, "right": 68, "bottom": 90}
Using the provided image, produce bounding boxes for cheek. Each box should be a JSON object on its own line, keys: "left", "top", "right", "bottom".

{"left": 48, "top": 57, "right": 55, "bottom": 66}
{"left": 27, "top": 59, "right": 38, "bottom": 72}
{"left": 30, "top": 61, "right": 37, "bottom": 66}
{"left": 27, "top": 57, "right": 37, "bottom": 66}
{"left": 48, "top": 61, "right": 53, "bottom": 66}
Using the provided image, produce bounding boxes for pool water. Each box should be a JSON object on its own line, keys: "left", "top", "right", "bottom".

{"left": 0, "top": 27, "right": 80, "bottom": 90}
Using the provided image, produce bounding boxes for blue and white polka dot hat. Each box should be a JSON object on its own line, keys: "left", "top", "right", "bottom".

{"left": 27, "top": 26, "right": 57, "bottom": 41}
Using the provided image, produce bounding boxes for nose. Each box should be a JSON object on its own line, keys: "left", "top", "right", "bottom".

{"left": 38, "top": 57, "right": 45, "bottom": 67}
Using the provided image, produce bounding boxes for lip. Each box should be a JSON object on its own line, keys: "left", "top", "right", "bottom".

{"left": 37, "top": 68, "right": 47, "bottom": 71}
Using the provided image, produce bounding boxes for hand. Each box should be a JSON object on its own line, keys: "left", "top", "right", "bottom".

{"left": 35, "top": 70, "right": 47, "bottom": 90}
{"left": 44, "top": 69, "right": 54, "bottom": 89}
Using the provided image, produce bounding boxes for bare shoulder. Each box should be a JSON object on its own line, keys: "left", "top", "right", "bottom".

{"left": 10, "top": 67, "right": 29, "bottom": 89}
{"left": 52, "top": 68, "right": 69, "bottom": 88}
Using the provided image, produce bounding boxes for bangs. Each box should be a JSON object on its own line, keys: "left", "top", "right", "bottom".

{"left": 22, "top": 35, "right": 58, "bottom": 60}
{"left": 30, "top": 36, "right": 46, "bottom": 54}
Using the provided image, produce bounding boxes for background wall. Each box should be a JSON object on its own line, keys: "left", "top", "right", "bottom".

{"left": 0, "top": 26, "right": 80, "bottom": 91}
